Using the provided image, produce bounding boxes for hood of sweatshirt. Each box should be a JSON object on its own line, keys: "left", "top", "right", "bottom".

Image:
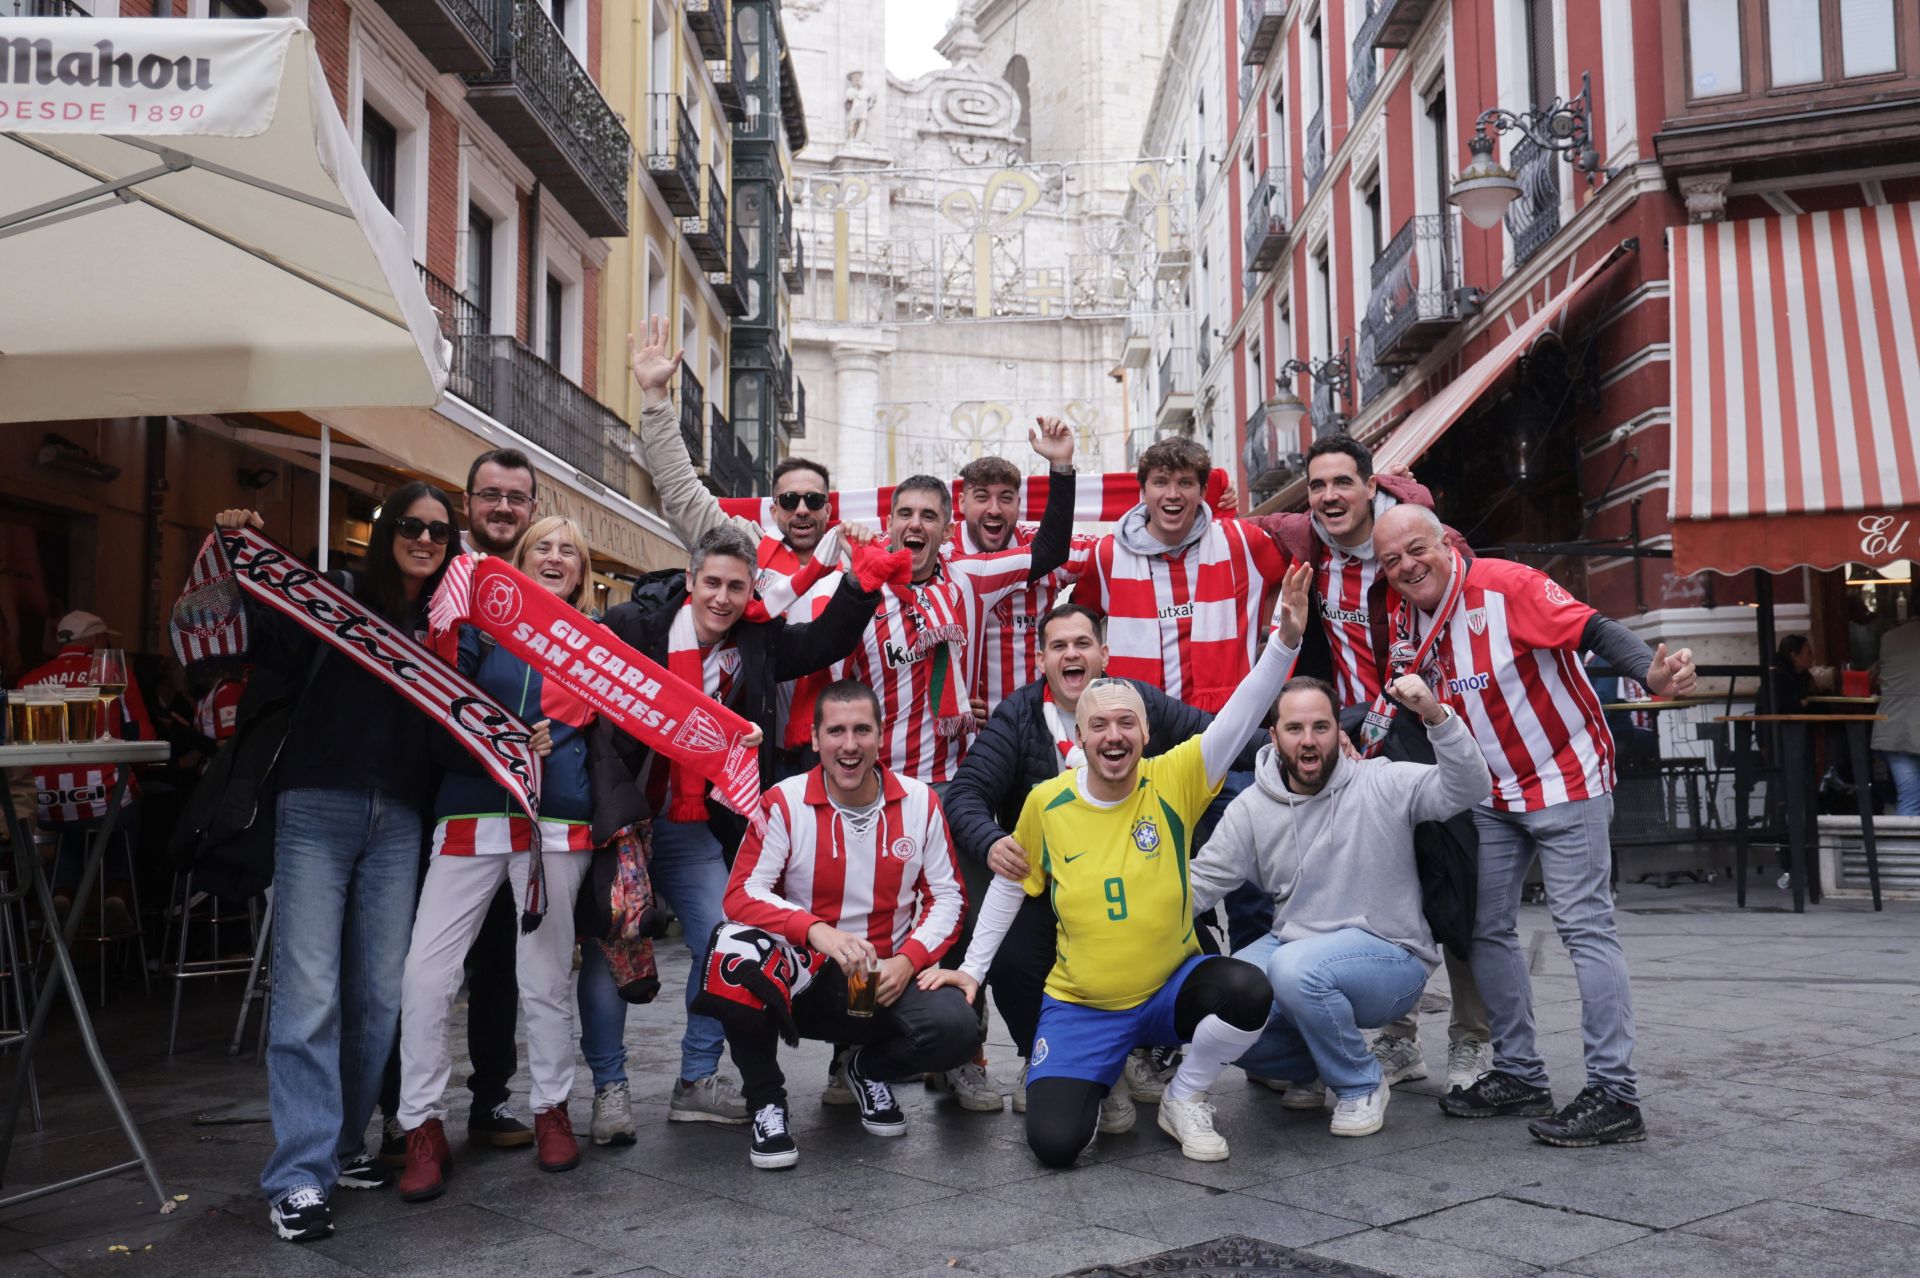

{"left": 1115, "top": 501, "right": 1213, "bottom": 558}
{"left": 1312, "top": 489, "right": 1401, "bottom": 564}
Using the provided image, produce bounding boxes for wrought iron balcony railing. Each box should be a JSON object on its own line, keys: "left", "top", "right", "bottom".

{"left": 1156, "top": 349, "right": 1195, "bottom": 426}
{"left": 789, "top": 379, "right": 806, "bottom": 440}
{"left": 416, "top": 264, "right": 492, "bottom": 411}
{"left": 1367, "top": 211, "right": 1465, "bottom": 366}
{"left": 1242, "top": 166, "right": 1289, "bottom": 272}
{"left": 782, "top": 235, "right": 807, "bottom": 293}
{"left": 1240, "top": 0, "right": 1286, "bottom": 65}
{"left": 682, "top": 167, "right": 729, "bottom": 271}
{"left": 1356, "top": 314, "right": 1390, "bottom": 405}
{"left": 774, "top": 346, "right": 795, "bottom": 410}
{"left": 1240, "top": 64, "right": 1258, "bottom": 107}
{"left": 464, "top": 0, "right": 630, "bottom": 236}
{"left": 679, "top": 366, "right": 706, "bottom": 467}
{"left": 1304, "top": 105, "right": 1327, "bottom": 190}
{"left": 1349, "top": 5, "right": 1385, "bottom": 111}
{"left": 704, "top": 403, "right": 727, "bottom": 475}
{"left": 708, "top": 407, "right": 754, "bottom": 496}
{"left": 1505, "top": 135, "right": 1562, "bottom": 267}
{"left": 708, "top": 9, "right": 747, "bottom": 123}
{"left": 708, "top": 227, "right": 749, "bottom": 318}
{"left": 684, "top": 0, "right": 726, "bottom": 58}
{"left": 377, "top": 0, "right": 495, "bottom": 73}
{"left": 645, "top": 92, "right": 702, "bottom": 216}
{"left": 1367, "top": 0, "right": 1439, "bottom": 49}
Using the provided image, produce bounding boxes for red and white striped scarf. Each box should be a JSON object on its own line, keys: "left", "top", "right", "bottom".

{"left": 662, "top": 604, "right": 741, "bottom": 823}
{"left": 717, "top": 469, "right": 1236, "bottom": 529}
{"left": 1040, "top": 684, "right": 1084, "bottom": 770}
{"left": 1361, "top": 546, "right": 1469, "bottom": 756}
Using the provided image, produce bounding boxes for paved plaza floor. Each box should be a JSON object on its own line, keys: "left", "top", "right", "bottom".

{"left": 2, "top": 877, "right": 1918, "bottom": 1277}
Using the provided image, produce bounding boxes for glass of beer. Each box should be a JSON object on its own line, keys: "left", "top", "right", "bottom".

{"left": 20, "top": 685, "right": 67, "bottom": 744}
{"left": 845, "top": 955, "right": 881, "bottom": 1018}
{"left": 88, "top": 648, "right": 128, "bottom": 740}
{"left": 61, "top": 687, "right": 99, "bottom": 743}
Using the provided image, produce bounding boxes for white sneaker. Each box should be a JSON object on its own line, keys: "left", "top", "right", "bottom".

{"left": 1098, "top": 1082, "right": 1136, "bottom": 1133}
{"left": 1273, "top": 1080, "right": 1328, "bottom": 1111}
{"left": 927, "top": 1061, "right": 1005, "bottom": 1112}
{"left": 1329, "top": 1081, "right": 1391, "bottom": 1137}
{"left": 1155, "top": 1093, "right": 1229, "bottom": 1161}
{"left": 1013, "top": 1060, "right": 1028, "bottom": 1114}
{"left": 1369, "top": 1033, "right": 1429, "bottom": 1085}
{"left": 591, "top": 1081, "right": 637, "bottom": 1146}
{"left": 1123, "top": 1047, "right": 1177, "bottom": 1103}
{"left": 669, "top": 1073, "right": 749, "bottom": 1125}
{"left": 1445, "top": 1036, "right": 1492, "bottom": 1093}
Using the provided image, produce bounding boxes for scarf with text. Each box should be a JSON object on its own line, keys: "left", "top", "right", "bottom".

{"left": 664, "top": 606, "right": 741, "bottom": 823}
{"left": 1361, "top": 546, "right": 1469, "bottom": 757}
{"left": 718, "top": 468, "right": 1236, "bottom": 529}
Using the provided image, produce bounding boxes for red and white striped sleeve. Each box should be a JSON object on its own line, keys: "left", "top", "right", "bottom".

{"left": 899, "top": 794, "right": 966, "bottom": 970}
{"left": 1485, "top": 560, "right": 1595, "bottom": 652}
{"left": 949, "top": 544, "right": 1038, "bottom": 613}
{"left": 723, "top": 788, "right": 820, "bottom": 945}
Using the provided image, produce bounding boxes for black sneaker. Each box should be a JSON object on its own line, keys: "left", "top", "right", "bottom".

{"left": 268, "top": 1186, "right": 334, "bottom": 1243}
{"left": 1438, "top": 1069, "right": 1556, "bottom": 1118}
{"left": 749, "top": 1102, "right": 800, "bottom": 1170}
{"left": 844, "top": 1049, "right": 907, "bottom": 1137}
{"left": 469, "top": 1100, "right": 535, "bottom": 1148}
{"left": 1528, "top": 1086, "right": 1648, "bottom": 1147}
{"left": 378, "top": 1115, "right": 407, "bottom": 1168}
{"left": 334, "top": 1152, "right": 393, "bottom": 1191}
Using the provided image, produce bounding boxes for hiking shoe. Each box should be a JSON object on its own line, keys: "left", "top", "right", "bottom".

{"left": 591, "top": 1081, "right": 637, "bottom": 1147}
{"left": 268, "top": 1186, "right": 333, "bottom": 1243}
{"left": 1528, "top": 1086, "right": 1648, "bottom": 1148}
{"left": 469, "top": 1100, "right": 534, "bottom": 1148}
{"left": 749, "top": 1103, "right": 800, "bottom": 1170}
{"left": 845, "top": 1049, "right": 906, "bottom": 1137}
{"left": 1013, "top": 1060, "right": 1028, "bottom": 1113}
{"left": 822, "top": 1047, "right": 854, "bottom": 1106}
{"left": 670, "top": 1073, "right": 749, "bottom": 1125}
{"left": 1439, "top": 1069, "right": 1555, "bottom": 1119}
{"left": 379, "top": 1115, "right": 407, "bottom": 1167}
{"left": 1098, "top": 1082, "right": 1137, "bottom": 1134}
{"left": 1123, "top": 1046, "right": 1177, "bottom": 1103}
{"left": 1446, "top": 1036, "right": 1492, "bottom": 1093}
{"left": 1330, "top": 1082, "right": 1391, "bottom": 1137}
{"left": 927, "top": 1061, "right": 1004, "bottom": 1112}
{"left": 396, "top": 1119, "right": 451, "bottom": 1202}
{"left": 334, "top": 1151, "right": 392, "bottom": 1191}
{"left": 1369, "top": 1033, "right": 1429, "bottom": 1085}
{"left": 1156, "top": 1093, "right": 1228, "bottom": 1161}
{"left": 534, "top": 1105, "right": 580, "bottom": 1172}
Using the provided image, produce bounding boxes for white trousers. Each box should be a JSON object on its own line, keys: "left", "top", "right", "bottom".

{"left": 397, "top": 851, "right": 590, "bottom": 1128}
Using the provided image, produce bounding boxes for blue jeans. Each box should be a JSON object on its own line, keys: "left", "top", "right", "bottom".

{"left": 1197, "top": 770, "right": 1272, "bottom": 953}
{"left": 577, "top": 817, "right": 728, "bottom": 1087}
{"left": 1470, "top": 795, "right": 1639, "bottom": 1105}
{"left": 1882, "top": 750, "right": 1920, "bottom": 817}
{"left": 259, "top": 788, "right": 420, "bottom": 1202}
{"left": 1231, "top": 929, "right": 1428, "bottom": 1098}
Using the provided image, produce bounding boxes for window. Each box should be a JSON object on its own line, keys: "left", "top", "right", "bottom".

{"left": 1770, "top": 0, "right": 1825, "bottom": 85}
{"left": 1307, "top": 20, "right": 1324, "bottom": 115}
{"left": 1363, "top": 181, "right": 1383, "bottom": 260}
{"left": 1426, "top": 88, "right": 1449, "bottom": 217}
{"left": 545, "top": 274, "right": 564, "bottom": 366}
{"left": 1311, "top": 246, "right": 1332, "bottom": 357}
{"left": 1688, "top": 0, "right": 1744, "bottom": 97}
{"left": 210, "top": 0, "right": 267, "bottom": 15}
{"left": 361, "top": 106, "right": 398, "bottom": 213}
{"left": 1753, "top": 0, "right": 1900, "bottom": 93}
{"left": 1840, "top": 0, "right": 1898, "bottom": 76}
{"left": 465, "top": 205, "right": 494, "bottom": 319}
{"left": 1525, "top": 0, "right": 1558, "bottom": 106}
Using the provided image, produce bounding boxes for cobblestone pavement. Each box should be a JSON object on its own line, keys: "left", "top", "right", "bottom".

{"left": 2, "top": 878, "right": 1917, "bottom": 1277}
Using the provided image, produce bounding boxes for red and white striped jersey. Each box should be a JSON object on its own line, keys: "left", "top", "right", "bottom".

{"left": 432, "top": 815, "right": 595, "bottom": 857}
{"left": 20, "top": 645, "right": 156, "bottom": 825}
{"left": 944, "top": 523, "right": 1098, "bottom": 714}
{"left": 1077, "top": 515, "right": 1293, "bottom": 712}
{"left": 725, "top": 767, "right": 965, "bottom": 970}
{"left": 194, "top": 676, "right": 245, "bottom": 743}
{"left": 833, "top": 549, "right": 1041, "bottom": 783}
{"left": 1317, "top": 546, "right": 1386, "bottom": 708}
{"left": 1424, "top": 557, "right": 1615, "bottom": 813}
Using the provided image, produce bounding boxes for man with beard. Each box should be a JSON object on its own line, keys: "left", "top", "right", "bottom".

{"left": 943, "top": 604, "right": 1212, "bottom": 1120}
{"left": 1186, "top": 674, "right": 1491, "bottom": 1138}
{"left": 1374, "top": 504, "right": 1696, "bottom": 1147}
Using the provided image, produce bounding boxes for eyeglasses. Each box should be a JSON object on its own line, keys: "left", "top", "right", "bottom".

{"left": 774, "top": 491, "right": 828, "bottom": 512}
{"left": 395, "top": 517, "right": 453, "bottom": 545}
{"left": 470, "top": 489, "right": 534, "bottom": 509}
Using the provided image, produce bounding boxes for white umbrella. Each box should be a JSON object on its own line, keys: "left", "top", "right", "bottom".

{"left": 0, "top": 17, "right": 449, "bottom": 423}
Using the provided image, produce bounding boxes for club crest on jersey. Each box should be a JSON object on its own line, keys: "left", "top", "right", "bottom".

{"left": 717, "top": 647, "right": 742, "bottom": 677}
{"left": 890, "top": 836, "right": 916, "bottom": 862}
{"left": 1031, "top": 1037, "right": 1049, "bottom": 1065}
{"left": 1544, "top": 581, "right": 1574, "bottom": 607}
{"left": 1132, "top": 819, "right": 1161, "bottom": 854}
{"left": 1466, "top": 608, "right": 1487, "bottom": 636}
{"left": 673, "top": 707, "right": 728, "bottom": 754}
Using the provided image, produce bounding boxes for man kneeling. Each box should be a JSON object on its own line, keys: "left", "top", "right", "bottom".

{"left": 710, "top": 681, "right": 978, "bottom": 1169}
{"left": 1189, "top": 674, "right": 1490, "bottom": 1137}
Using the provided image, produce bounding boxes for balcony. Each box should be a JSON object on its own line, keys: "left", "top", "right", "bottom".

{"left": 775, "top": 347, "right": 795, "bottom": 411}
{"left": 1155, "top": 231, "right": 1193, "bottom": 282}
{"left": 707, "top": 407, "right": 755, "bottom": 497}
{"left": 1505, "top": 136, "right": 1561, "bottom": 267}
{"left": 1240, "top": 64, "right": 1258, "bottom": 107}
{"left": 464, "top": 0, "right": 630, "bottom": 236}
{"left": 1349, "top": 7, "right": 1384, "bottom": 112}
{"left": 1356, "top": 314, "right": 1390, "bottom": 406}
{"left": 790, "top": 379, "right": 806, "bottom": 440}
{"left": 684, "top": 0, "right": 726, "bottom": 58}
{"left": 1155, "top": 349, "right": 1195, "bottom": 430}
{"left": 1197, "top": 324, "right": 1213, "bottom": 376}
{"left": 1242, "top": 166, "right": 1289, "bottom": 272}
{"left": 645, "top": 93, "right": 702, "bottom": 216}
{"left": 708, "top": 13, "right": 747, "bottom": 123}
{"left": 678, "top": 366, "right": 706, "bottom": 467}
{"left": 1243, "top": 400, "right": 1298, "bottom": 496}
{"left": 682, "top": 167, "right": 729, "bottom": 271}
{"left": 708, "top": 228, "right": 750, "bottom": 317}
{"left": 1241, "top": 0, "right": 1286, "bottom": 65}
{"left": 377, "top": 0, "right": 495, "bottom": 73}
{"left": 1367, "top": 212, "right": 1466, "bottom": 366}
{"left": 1122, "top": 313, "right": 1152, "bottom": 368}
{"left": 417, "top": 264, "right": 492, "bottom": 412}
{"left": 703, "top": 404, "right": 728, "bottom": 480}
{"left": 781, "top": 235, "right": 807, "bottom": 293}
{"left": 1304, "top": 106, "right": 1326, "bottom": 190}
{"left": 1367, "top": 0, "right": 1439, "bottom": 49}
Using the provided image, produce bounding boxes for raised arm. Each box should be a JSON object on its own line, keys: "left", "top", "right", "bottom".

{"left": 1022, "top": 416, "right": 1079, "bottom": 586}
{"left": 1384, "top": 675, "right": 1493, "bottom": 822}
{"left": 1199, "top": 562, "right": 1310, "bottom": 786}
{"left": 771, "top": 570, "right": 883, "bottom": 681}
{"left": 628, "top": 319, "right": 759, "bottom": 548}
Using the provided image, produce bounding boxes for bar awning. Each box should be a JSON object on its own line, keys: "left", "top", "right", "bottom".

{"left": 1669, "top": 203, "right": 1920, "bottom": 574}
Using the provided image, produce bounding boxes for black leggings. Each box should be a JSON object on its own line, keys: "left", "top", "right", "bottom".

{"left": 1025, "top": 956, "right": 1270, "bottom": 1169}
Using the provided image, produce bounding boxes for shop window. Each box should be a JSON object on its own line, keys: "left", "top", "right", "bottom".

{"left": 1687, "top": 0, "right": 1745, "bottom": 98}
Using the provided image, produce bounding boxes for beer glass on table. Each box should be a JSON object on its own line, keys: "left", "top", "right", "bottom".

{"left": 845, "top": 955, "right": 881, "bottom": 1018}
{"left": 18, "top": 686, "right": 68, "bottom": 744}
{"left": 87, "top": 649, "right": 128, "bottom": 741}
{"left": 61, "top": 687, "right": 99, "bottom": 743}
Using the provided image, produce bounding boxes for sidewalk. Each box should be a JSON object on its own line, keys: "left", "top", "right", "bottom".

{"left": 1, "top": 878, "right": 1917, "bottom": 1277}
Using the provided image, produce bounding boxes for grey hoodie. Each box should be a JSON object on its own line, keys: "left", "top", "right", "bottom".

{"left": 1188, "top": 711, "right": 1492, "bottom": 970}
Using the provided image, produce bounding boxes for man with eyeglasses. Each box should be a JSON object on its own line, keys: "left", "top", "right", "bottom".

{"left": 463, "top": 448, "right": 539, "bottom": 557}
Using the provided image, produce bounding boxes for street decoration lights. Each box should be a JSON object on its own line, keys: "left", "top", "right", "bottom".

{"left": 1450, "top": 71, "right": 1605, "bottom": 230}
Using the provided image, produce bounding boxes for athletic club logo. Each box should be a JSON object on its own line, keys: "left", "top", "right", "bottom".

{"left": 479, "top": 577, "right": 522, "bottom": 626}
{"left": 890, "top": 837, "right": 916, "bottom": 862}
{"left": 1031, "top": 1037, "right": 1049, "bottom": 1065}
{"left": 1132, "top": 819, "right": 1160, "bottom": 853}
{"left": 673, "top": 707, "right": 728, "bottom": 754}
{"left": 1543, "top": 581, "right": 1574, "bottom": 608}
{"left": 1466, "top": 608, "right": 1487, "bottom": 636}
{"left": 717, "top": 647, "right": 742, "bottom": 677}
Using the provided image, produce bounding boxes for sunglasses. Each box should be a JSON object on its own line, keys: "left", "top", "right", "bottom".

{"left": 395, "top": 517, "right": 453, "bottom": 545}
{"left": 774, "top": 491, "right": 829, "bottom": 512}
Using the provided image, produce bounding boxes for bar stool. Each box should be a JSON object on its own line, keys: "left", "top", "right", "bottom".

{"left": 0, "top": 859, "right": 42, "bottom": 1132}
{"left": 229, "top": 888, "right": 273, "bottom": 1063}
{"left": 161, "top": 872, "right": 262, "bottom": 1055}
{"left": 44, "top": 823, "right": 151, "bottom": 1007}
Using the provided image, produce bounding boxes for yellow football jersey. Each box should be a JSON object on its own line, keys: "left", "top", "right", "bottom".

{"left": 1013, "top": 736, "right": 1224, "bottom": 1011}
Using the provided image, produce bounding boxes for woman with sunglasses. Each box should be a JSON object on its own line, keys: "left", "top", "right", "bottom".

{"left": 214, "top": 483, "right": 459, "bottom": 1244}
{"left": 392, "top": 516, "right": 600, "bottom": 1199}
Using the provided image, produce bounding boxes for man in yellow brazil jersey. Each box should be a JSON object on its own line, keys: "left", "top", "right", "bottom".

{"left": 922, "top": 564, "right": 1313, "bottom": 1166}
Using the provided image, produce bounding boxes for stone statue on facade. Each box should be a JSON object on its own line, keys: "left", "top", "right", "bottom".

{"left": 844, "top": 70, "right": 875, "bottom": 142}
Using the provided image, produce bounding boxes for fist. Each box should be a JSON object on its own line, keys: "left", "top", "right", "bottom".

{"left": 215, "top": 509, "right": 264, "bottom": 531}
{"left": 1648, "top": 643, "right": 1698, "bottom": 698}
{"left": 987, "top": 835, "right": 1029, "bottom": 881}
{"left": 1389, "top": 674, "right": 1446, "bottom": 725}
{"left": 527, "top": 718, "right": 554, "bottom": 758}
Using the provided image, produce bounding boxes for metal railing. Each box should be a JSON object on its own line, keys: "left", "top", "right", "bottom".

{"left": 684, "top": 0, "right": 726, "bottom": 57}
{"left": 1505, "top": 135, "right": 1562, "bottom": 266}
{"left": 4, "top": 0, "right": 87, "bottom": 14}
{"left": 782, "top": 235, "right": 807, "bottom": 293}
{"left": 1157, "top": 349, "right": 1194, "bottom": 414}
{"left": 709, "top": 226, "right": 749, "bottom": 316}
{"left": 708, "top": 9, "right": 747, "bottom": 123}
{"left": 708, "top": 408, "right": 753, "bottom": 496}
{"left": 416, "top": 264, "right": 493, "bottom": 411}
{"left": 683, "top": 166, "right": 729, "bottom": 270}
{"left": 1197, "top": 324, "right": 1213, "bottom": 374}
{"left": 790, "top": 379, "right": 806, "bottom": 440}
{"left": 1240, "top": 64, "right": 1258, "bottom": 107}
{"left": 774, "top": 346, "right": 795, "bottom": 410}
{"left": 645, "top": 92, "right": 701, "bottom": 213}
{"left": 1304, "top": 105, "right": 1327, "bottom": 189}
{"left": 1242, "top": 166, "right": 1289, "bottom": 270}
{"left": 1356, "top": 314, "right": 1389, "bottom": 404}
{"left": 1240, "top": 0, "right": 1286, "bottom": 64}
{"left": 1349, "top": 6, "right": 1383, "bottom": 111}
{"left": 706, "top": 403, "right": 728, "bottom": 473}
{"left": 679, "top": 367, "right": 706, "bottom": 467}
{"left": 1367, "top": 212, "right": 1462, "bottom": 364}
{"left": 1366, "top": 0, "right": 1435, "bottom": 49}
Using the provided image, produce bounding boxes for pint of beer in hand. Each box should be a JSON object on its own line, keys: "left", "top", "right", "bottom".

{"left": 845, "top": 956, "right": 881, "bottom": 1018}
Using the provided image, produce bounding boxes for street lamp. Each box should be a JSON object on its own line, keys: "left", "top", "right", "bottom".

{"left": 1271, "top": 338, "right": 1354, "bottom": 437}
{"left": 1450, "top": 71, "right": 1605, "bottom": 230}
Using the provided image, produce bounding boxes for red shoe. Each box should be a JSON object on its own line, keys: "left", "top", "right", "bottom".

{"left": 535, "top": 1104, "right": 579, "bottom": 1173}
{"left": 396, "top": 1118, "right": 451, "bottom": 1202}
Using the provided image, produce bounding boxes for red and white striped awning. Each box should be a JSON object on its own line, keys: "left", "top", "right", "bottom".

{"left": 1669, "top": 202, "right": 1920, "bottom": 574}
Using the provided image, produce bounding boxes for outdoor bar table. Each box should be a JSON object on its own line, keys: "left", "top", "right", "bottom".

{"left": 1715, "top": 715, "right": 1885, "bottom": 915}
{"left": 0, "top": 740, "right": 174, "bottom": 1214}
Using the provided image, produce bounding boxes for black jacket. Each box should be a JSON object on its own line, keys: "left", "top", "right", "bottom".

{"left": 944, "top": 676, "right": 1213, "bottom": 866}
{"left": 586, "top": 568, "right": 882, "bottom": 849}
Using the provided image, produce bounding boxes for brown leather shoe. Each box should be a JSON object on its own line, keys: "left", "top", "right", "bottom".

{"left": 396, "top": 1118, "right": 451, "bottom": 1201}
{"left": 534, "top": 1105, "right": 579, "bottom": 1173}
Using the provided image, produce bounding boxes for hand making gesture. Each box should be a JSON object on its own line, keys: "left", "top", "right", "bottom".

{"left": 626, "top": 316, "right": 683, "bottom": 406}
{"left": 1646, "top": 643, "right": 1699, "bottom": 698}
{"left": 1029, "top": 415, "right": 1076, "bottom": 470}
{"left": 1273, "top": 561, "right": 1313, "bottom": 648}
